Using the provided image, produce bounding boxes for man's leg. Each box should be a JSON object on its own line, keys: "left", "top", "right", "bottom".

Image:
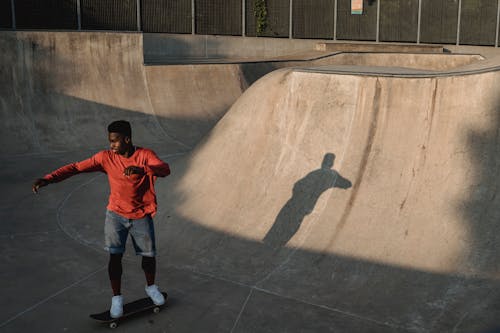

{"left": 141, "top": 255, "right": 156, "bottom": 286}
{"left": 143, "top": 255, "right": 165, "bottom": 305}
{"left": 108, "top": 253, "right": 123, "bottom": 295}
{"left": 130, "top": 215, "right": 165, "bottom": 305}
{"left": 104, "top": 210, "right": 129, "bottom": 318}
{"left": 109, "top": 256, "right": 124, "bottom": 318}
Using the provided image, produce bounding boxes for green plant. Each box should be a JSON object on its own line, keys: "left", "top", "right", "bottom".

{"left": 254, "top": 0, "right": 268, "bottom": 35}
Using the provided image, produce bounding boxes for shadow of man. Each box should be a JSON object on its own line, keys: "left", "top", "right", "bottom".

{"left": 263, "top": 153, "right": 351, "bottom": 248}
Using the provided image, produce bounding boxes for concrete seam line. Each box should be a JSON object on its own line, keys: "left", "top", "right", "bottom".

{"left": 250, "top": 286, "right": 412, "bottom": 331}
{"left": 452, "top": 311, "right": 469, "bottom": 333}
{"left": 229, "top": 289, "right": 253, "bottom": 333}
{"left": 0, "top": 266, "right": 106, "bottom": 329}
{"left": 174, "top": 266, "right": 411, "bottom": 331}
{"left": 141, "top": 68, "right": 193, "bottom": 150}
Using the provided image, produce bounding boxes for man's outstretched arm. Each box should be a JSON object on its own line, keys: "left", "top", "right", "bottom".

{"left": 143, "top": 151, "right": 171, "bottom": 177}
{"left": 334, "top": 174, "right": 352, "bottom": 190}
{"left": 32, "top": 153, "right": 104, "bottom": 193}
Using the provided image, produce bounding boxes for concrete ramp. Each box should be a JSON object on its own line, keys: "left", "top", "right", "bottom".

{"left": 2, "top": 31, "right": 500, "bottom": 332}
{"left": 0, "top": 32, "right": 247, "bottom": 155}
{"left": 152, "top": 67, "right": 500, "bottom": 332}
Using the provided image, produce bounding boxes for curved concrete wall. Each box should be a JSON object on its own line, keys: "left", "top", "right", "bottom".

{"left": 152, "top": 67, "right": 500, "bottom": 331}
{"left": 0, "top": 32, "right": 247, "bottom": 155}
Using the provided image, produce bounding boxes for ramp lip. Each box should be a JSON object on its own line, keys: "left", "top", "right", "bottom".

{"left": 143, "top": 52, "right": 342, "bottom": 66}
{"left": 293, "top": 63, "right": 500, "bottom": 78}
{"left": 143, "top": 51, "right": 484, "bottom": 67}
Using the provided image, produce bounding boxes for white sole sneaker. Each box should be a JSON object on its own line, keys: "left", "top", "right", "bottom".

{"left": 110, "top": 295, "right": 124, "bottom": 318}
{"left": 145, "top": 284, "right": 165, "bottom": 306}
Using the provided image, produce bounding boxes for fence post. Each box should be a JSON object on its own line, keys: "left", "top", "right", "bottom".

{"left": 289, "top": 0, "right": 293, "bottom": 38}
{"left": 11, "top": 0, "right": 16, "bottom": 30}
{"left": 136, "top": 0, "right": 141, "bottom": 31}
{"left": 242, "top": 0, "right": 246, "bottom": 36}
{"left": 496, "top": 0, "right": 500, "bottom": 47}
{"left": 76, "top": 0, "right": 82, "bottom": 30}
{"left": 376, "top": 0, "right": 380, "bottom": 42}
{"left": 192, "top": 0, "right": 195, "bottom": 34}
{"left": 333, "top": 0, "right": 337, "bottom": 40}
{"left": 456, "top": 0, "right": 462, "bottom": 45}
{"left": 417, "top": 0, "right": 421, "bottom": 43}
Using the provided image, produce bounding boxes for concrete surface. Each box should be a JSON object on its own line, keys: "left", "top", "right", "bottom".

{"left": 143, "top": 33, "right": 332, "bottom": 62}
{"left": 2, "top": 31, "right": 500, "bottom": 332}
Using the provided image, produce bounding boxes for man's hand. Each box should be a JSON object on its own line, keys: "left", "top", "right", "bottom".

{"left": 32, "top": 178, "right": 49, "bottom": 194}
{"left": 123, "top": 166, "right": 144, "bottom": 176}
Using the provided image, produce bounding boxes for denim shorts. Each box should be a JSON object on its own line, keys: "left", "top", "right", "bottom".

{"left": 104, "top": 210, "right": 156, "bottom": 257}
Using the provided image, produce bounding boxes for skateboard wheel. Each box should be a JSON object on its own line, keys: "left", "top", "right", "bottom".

{"left": 153, "top": 307, "right": 160, "bottom": 314}
{"left": 109, "top": 322, "right": 118, "bottom": 329}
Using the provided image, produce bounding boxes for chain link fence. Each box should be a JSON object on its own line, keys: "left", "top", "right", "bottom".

{"left": 293, "top": 0, "right": 335, "bottom": 39}
{"left": 195, "top": 0, "right": 241, "bottom": 35}
{"left": 420, "top": 0, "right": 459, "bottom": 44}
{"left": 1, "top": 0, "right": 500, "bottom": 46}
{"left": 379, "top": 0, "right": 418, "bottom": 42}
{"left": 80, "top": 0, "right": 138, "bottom": 31}
{"left": 142, "top": 0, "right": 191, "bottom": 33}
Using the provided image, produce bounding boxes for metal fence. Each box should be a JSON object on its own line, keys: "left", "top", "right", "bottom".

{"left": 2, "top": 0, "right": 500, "bottom": 46}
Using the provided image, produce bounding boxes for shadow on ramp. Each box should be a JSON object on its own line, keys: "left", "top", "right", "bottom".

{"left": 264, "top": 153, "right": 351, "bottom": 248}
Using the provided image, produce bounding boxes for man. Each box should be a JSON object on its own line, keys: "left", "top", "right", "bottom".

{"left": 32, "top": 120, "right": 170, "bottom": 318}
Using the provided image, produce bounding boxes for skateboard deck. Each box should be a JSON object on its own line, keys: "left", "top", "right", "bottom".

{"left": 90, "top": 292, "right": 168, "bottom": 328}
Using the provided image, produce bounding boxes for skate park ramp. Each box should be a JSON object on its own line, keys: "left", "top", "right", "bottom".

{"left": 2, "top": 31, "right": 500, "bottom": 333}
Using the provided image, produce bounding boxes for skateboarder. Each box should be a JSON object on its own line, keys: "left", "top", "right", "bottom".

{"left": 32, "top": 120, "right": 169, "bottom": 318}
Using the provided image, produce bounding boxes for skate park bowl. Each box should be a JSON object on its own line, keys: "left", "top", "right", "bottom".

{"left": 2, "top": 31, "right": 500, "bottom": 332}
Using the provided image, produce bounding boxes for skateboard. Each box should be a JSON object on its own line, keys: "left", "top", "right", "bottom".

{"left": 90, "top": 292, "right": 168, "bottom": 329}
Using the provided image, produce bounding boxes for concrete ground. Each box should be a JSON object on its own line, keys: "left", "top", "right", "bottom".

{"left": 2, "top": 31, "right": 500, "bottom": 332}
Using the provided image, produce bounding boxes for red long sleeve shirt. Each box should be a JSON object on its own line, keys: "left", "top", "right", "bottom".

{"left": 43, "top": 147, "right": 170, "bottom": 219}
